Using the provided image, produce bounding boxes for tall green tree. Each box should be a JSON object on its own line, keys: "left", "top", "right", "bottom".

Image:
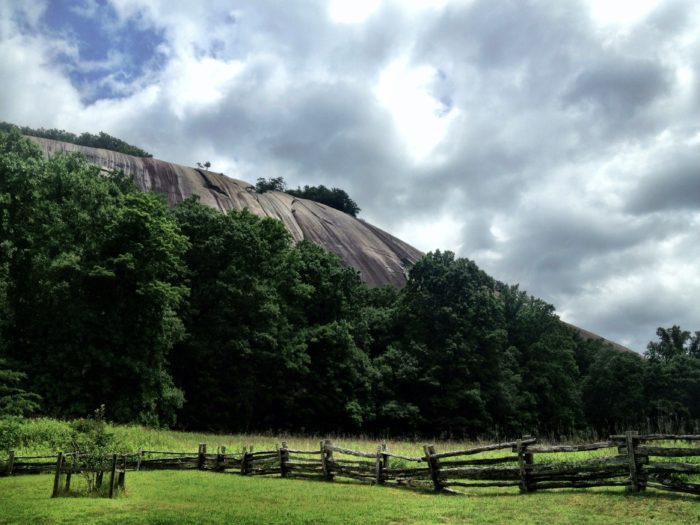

{"left": 582, "top": 345, "right": 646, "bottom": 433}
{"left": 378, "top": 251, "right": 510, "bottom": 436}
{"left": 172, "top": 199, "right": 375, "bottom": 432}
{"left": 0, "top": 130, "right": 187, "bottom": 425}
{"left": 0, "top": 358, "right": 40, "bottom": 417}
{"left": 644, "top": 326, "right": 700, "bottom": 430}
{"left": 646, "top": 326, "right": 700, "bottom": 362}
{"left": 283, "top": 241, "right": 375, "bottom": 432}
{"left": 500, "top": 285, "right": 583, "bottom": 435}
{"left": 171, "top": 199, "right": 308, "bottom": 431}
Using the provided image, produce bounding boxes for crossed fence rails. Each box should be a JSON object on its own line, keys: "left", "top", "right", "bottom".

{"left": 3, "top": 432, "right": 700, "bottom": 497}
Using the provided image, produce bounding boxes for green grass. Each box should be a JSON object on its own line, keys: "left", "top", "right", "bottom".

{"left": 2, "top": 420, "right": 700, "bottom": 524}
{"left": 2, "top": 418, "right": 626, "bottom": 458}
{"left": 4, "top": 419, "right": 699, "bottom": 482}
{"left": 2, "top": 417, "right": 516, "bottom": 458}
{"left": 1, "top": 470, "right": 699, "bottom": 525}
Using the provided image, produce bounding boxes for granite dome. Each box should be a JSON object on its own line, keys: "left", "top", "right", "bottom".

{"left": 30, "top": 136, "right": 422, "bottom": 288}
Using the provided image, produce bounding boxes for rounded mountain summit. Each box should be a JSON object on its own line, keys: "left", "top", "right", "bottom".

{"left": 29, "top": 135, "right": 632, "bottom": 353}
{"left": 30, "top": 136, "right": 421, "bottom": 288}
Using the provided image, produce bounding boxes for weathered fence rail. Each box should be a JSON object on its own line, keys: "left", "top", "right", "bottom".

{"left": 5, "top": 453, "right": 70, "bottom": 476}
{"left": 609, "top": 433, "right": 700, "bottom": 496}
{"left": 50, "top": 452, "right": 127, "bottom": 499}
{"left": 3, "top": 432, "right": 700, "bottom": 498}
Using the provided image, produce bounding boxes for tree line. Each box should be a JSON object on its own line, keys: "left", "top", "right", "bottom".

{"left": 1, "top": 129, "right": 698, "bottom": 437}
{"left": 255, "top": 177, "right": 361, "bottom": 217}
{"left": 0, "top": 121, "right": 152, "bottom": 158}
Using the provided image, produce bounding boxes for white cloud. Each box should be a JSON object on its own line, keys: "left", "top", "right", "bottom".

{"left": 328, "top": 0, "right": 453, "bottom": 24}
{"left": 164, "top": 56, "right": 244, "bottom": 118}
{"left": 375, "top": 58, "right": 459, "bottom": 163}
{"left": 0, "top": 34, "right": 82, "bottom": 128}
{"left": 395, "top": 211, "right": 465, "bottom": 254}
{"left": 3, "top": 0, "right": 700, "bottom": 351}
{"left": 0, "top": 1, "right": 48, "bottom": 33}
{"left": 328, "top": 0, "right": 381, "bottom": 24}
{"left": 585, "top": 0, "right": 661, "bottom": 27}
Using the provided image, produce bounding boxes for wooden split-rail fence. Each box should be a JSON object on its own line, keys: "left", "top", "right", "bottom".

{"left": 2, "top": 432, "right": 700, "bottom": 497}
{"left": 50, "top": 451, "right": 128, "bottom": 498}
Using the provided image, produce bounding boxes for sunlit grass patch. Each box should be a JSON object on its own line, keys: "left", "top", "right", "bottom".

{"left": 1, "top": 470, "right": 700, "bottom": 525}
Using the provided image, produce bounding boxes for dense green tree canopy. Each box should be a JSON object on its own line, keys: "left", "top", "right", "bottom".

{"left": 0, "top": 358, "right": 40, "bottom": 417}
{"left": 0, "top": 121, "right": 152, "bottom": 157}
{"left": 171, "top": 199, "right": 307, "bottom": 430}
{"left": 2, "top": 129, "right": 700, "bottom": 437}
{"left": 0, "top": 130, "right": 184, "bottom": 425}
{"left": 499, "top": 285, "right": 583, "bottom": 435}
{"left": 286, "top": 185, "right": 361, "bottom": 217}
{"left": 646, "top": 325, "right": 700, "bottom": 362}
{"left": 255, "top": 176, "right": 286, "bottom": 193}
{"left": 254, "top": 177, "right": 361, "bottom": 217}
{"left": 644, "top": 328, "right": 700, "bottom": 428}
{"left": 583, "top": 345, "right": 646, "bottom": 433}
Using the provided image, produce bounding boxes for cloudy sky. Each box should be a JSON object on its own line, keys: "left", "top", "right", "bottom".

{"left": 2, "top": 0, "right": 699, "bottom": 352}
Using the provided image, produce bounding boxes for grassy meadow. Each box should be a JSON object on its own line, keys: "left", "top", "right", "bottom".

{"left": 1, "top": 469, "right": 699, "bottom": 525}
{"left": 1, "top": 419, "right": 700, "bottom": 524}
{"left": 2, "top": 416, "right": 517, "bottom": 458}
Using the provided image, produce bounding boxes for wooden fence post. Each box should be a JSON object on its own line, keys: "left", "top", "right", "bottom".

{"left": 375, "top": 444, "right": 388, "bottom": 485}
{"left": 6, "top": 450, "right": 14, "bottom": 476}
{"left": 625, "top": 431, "right": 641, "bottom": 492}
{"left": 321, "top": 440, "right": 334, "bottom": 481}
{"left": 279, "top": 442, "right": 289, "bottom": 478}
{"left": 136, "top": 448, "right": 143, "bottom": 471}
{"left": 198, "top": 443, "right": 207, "bottom": 470}
{"left": 51, "top": 452, "right": 64, "bottom": 498}
{"left": 516, "top": 439, "right": 534, "bottom": 493}
{"left": 219, "top": 446, "right": 227, "bottom": 471}
{"left": 524, "top": 449, "right": 535, "bottom": 492}
{"left": 108, "top": 454, "right": 118, "bottom": 499}
{"left": 423, "top": 445, "right": 443, "bottom": 493}
{"left": 64, "top": 456, "right": 72, "bottom": 493}
{"left": 382, "top": 443, "right": 389, "bottom": 476}
{"left": 240, "top": 447, "right": 249, "bottom": 475}
{"left": 118, "top": 455, "right": 126, "bottom": 491}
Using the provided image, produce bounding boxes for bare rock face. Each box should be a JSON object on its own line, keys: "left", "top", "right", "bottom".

{"left": 29, "top": 137, "right": 422, "bottom": 288}
{"left": 29, "top": 136, "right": 635, "bottom": 353}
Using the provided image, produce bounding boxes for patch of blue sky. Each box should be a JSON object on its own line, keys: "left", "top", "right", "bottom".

{"left": 42, "top": 0, "right": 166, "bottom": 104}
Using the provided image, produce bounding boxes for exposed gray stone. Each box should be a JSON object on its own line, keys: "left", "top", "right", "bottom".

{"left": 29, "top": 136, "right": 422, "bottom": 288}
{"left": 29, "top": 136, "right": 633, "bottom": 352}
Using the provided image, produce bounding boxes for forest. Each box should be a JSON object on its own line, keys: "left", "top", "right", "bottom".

{"left": 1, "top": 129, "right": 699, "bottom": 438}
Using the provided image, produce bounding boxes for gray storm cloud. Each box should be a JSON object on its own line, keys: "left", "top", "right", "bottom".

{"left": 2, "top": 0, "right": 700, "bottom": 351}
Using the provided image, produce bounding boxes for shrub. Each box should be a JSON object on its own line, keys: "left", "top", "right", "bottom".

{"left": 0, "top": 416, "right": 23, "bottom": 452}
{"left": 68, "top": 405, "right": 115, "bottom": 493}
{"left": 19, "top": 418, "right": 73, "bottom": 452}
{"left": 255, "top": 176, "right": 286, "bottom": 193}
{"left": 286, "top": 184, "right": 361, "bottom": 217}
{"left": 0, "top": 417, "right": 73, "bottom": 453}
{"left": 0, "top": 358, "right": 41, "bottom": 417}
